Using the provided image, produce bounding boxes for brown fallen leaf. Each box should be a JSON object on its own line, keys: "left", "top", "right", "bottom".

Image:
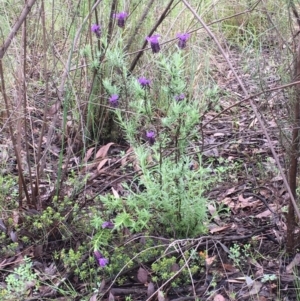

{"left": 226, "top": 279, "right": 245, "bottom": 284}
{"left": 208, "top": 204, "right": 220, "bottom": 220}
{"left": 271, "top": 175, "right": 283, "bottom": 182}
{"left": 259, "top": 188, "right": 272, "bottom": 198}
{"left": 147, "top": 282, "right": 155, "bottom": 297}
{"left": 206, "top": 255, "right": 216, "bottom": 267}
{"left": 225, "top": 187, "right": 237, "bottom": 196}
{"left": 237, "top": 194, "right": 260, "bottom": 209}
{"left": 209, "top": 225, "right": 230, "bottom": 234}
{"left": 111, "top": 187, "right": 120, "bottom": 199}
{"left": 255, "top": 205, "right": 278, "bottom": 218}
{"left": 137, "top": 267, "right": 148, "bottom": 284}
{"left": 10, "top": 230, "right": 18, "bottom": 243}
{"left": 249, "top": 118, "right": 257, "bottom": 128}
{"left": 286, "top": 253, "right": 300, "bottom": 273}
{"left": 12, "top": 210, "right": 20, "bottom": 226}
{"left": 83, "top": 147, "right": 95, "bottom": 163}
{"left": 89, "top": 294, "right": 97, "bottom": 301}
{"left": 213, "top": 132, "right": 225, "bottom": 137}
{"left": 95, "top": 142, "right": 114, "bottom": 159}
{"left": 0, "top": 219, "right": 6, "bottom": 232}
{"left": 48, "top": 100, "right": 60, "bottom": 115}
{"left": 108, "top": 291, "right": 115, "bottom": 301}
{"left": 246, "top": 281, "right": 263, "bottom": 296}
{"left": 44, "top": 262, "right": 57, "bottom": 277}
{"left": 158, "top": 290, "right": 165, "bottom": 301}
{"left": 171, "top": 263, "right": 180, "bottom": 272}
{"left": 81, "top": 159, "right": 105, "bottom": 172}
{"left": 214, "top": 294, "right": 225, "bottom": 301}
{"left": 99, "top": 279, "right": 106, "bottom": 292}
{"left": 221, "top": 263, "right": 237, "bottom": 272}
{"left": 221, "top": 197, "right": 235, "bottom": 209}
{"left": 97, "top": 158, "right": 109, "bottom": 172}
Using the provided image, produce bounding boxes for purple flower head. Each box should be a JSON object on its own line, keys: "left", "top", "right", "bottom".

{"left": 176, "top": 33, "right": 190, "bottom": 49}
{"left": 109, "top": 94, "right": 119, "bottom": 107}
{"left": 91, "top": 24, "right": 101, "bottom": 38}
{"left": 175, "top": 93, "right": 185, "bottom": 101}
{"left": 102, "top": 221, "right": 114, "bottom": 229}
{"left": 146, "top": 131, "right": 156, "bottom": 145}
{"left": 113, "top": 12, "right": 128, "bottom": 28}
{"left": 94, "top": 250, "right": 109, "bottom": 267}
{"left": 146, "top": 35, "right": 160, "bottom": 53}
{"left": 99, "top": 257, "right": 109, "bottom": 267}
{"left": 138, "top": 77, "right": 151, "bottom": 88}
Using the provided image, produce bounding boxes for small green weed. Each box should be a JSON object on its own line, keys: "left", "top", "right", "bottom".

{"left": 261, "top": 274, "right": 277, "bottom": 283}
{"left": 0, "top": 257, "right": 38, "bottom": 300}
{"left": 229, "top": 243, "right": 251, "bottom": 266}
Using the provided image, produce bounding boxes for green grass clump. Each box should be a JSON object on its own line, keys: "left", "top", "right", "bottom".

{"left": 151, "top": 250, "right": 202, "bottom": 287}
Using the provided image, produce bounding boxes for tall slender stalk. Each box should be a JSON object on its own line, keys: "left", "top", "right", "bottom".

{"left": 286, "top": 1, "right": 300, "bottom": 253}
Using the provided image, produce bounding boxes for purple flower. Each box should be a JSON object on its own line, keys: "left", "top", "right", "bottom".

{"left": 109, "top": 94, "right": 119, "bottom": 107}
{"left": 138, "top": 77, "right": 151, "bottom": 88}
{"left": 113, "top": 12, "right": 128, "bottom": 28}
{"left": 99, "top": 257, "right": 109, "bottom": 267}
{"left": 94, "top": 250, "right": 109, "bottom": 267}
{"left": 146, "top": 131, "right": 156, "bottom": 145}
{"left": 102, "top": 221, "right": 114, "bottom": 229}
{"left": 146, "top": 35, "right": 160, "bottom": 53}
{"left": 175, "top": 93, "right": 185, "bottom": 101}
{"left": 91, "top": 24, "right": 101, "bottom": 38}
{"left": 176, "top": 33, "right": 190, "bottom": 49}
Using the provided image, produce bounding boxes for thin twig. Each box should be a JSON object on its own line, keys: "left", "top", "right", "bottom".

{"left": 125, "top": 0, "right": 156, "bottom": 52}
{"left": 0, "top": 60, "right": 30, "bottom": 206}
{"left": 203, "top": 79, "right": 300, "bottom": 127}
{"left": 20, "top": 0, "right": 35, "bottom": 207}
{"left": 0, "top": 0, "right": 37, "bottom": 59}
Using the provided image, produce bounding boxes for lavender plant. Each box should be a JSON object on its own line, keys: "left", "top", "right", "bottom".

{"left": 98, "top": 45, "right": 213, "bottom": 238}
{"left": 85, "top": 6, "right": 216, "bottom": 277}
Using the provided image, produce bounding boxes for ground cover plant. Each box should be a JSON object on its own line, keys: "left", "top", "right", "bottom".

{"left": 2, "top": 0, "right": 300, "bottom": 300}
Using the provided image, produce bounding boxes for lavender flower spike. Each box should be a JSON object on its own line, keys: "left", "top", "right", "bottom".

{"left": 146, "top": 35, "right": 160, "bottom": 53}
{"left": 176, "top": 33, "right": 190, "bottom": 49}
{"left": 109, "top": 94, "right": 119, "bottom": 107}
{"left": 102, "top": 221, "right": 114, "bottom": 229}
{"left": 138, "top": 77, "right": 151, "bottom": 88}
{"left": 175, "top": 93, "right": 185, "bottom": 101}
{"left": 146, "top": 131, "right": 156, "bottom": 145}
{"left": 94, "top": 250, "right": 109, "bottom": 267}
{"left": 99, "top": 257, "right": 109, "bottom": 267}
{"left": 91, "top": 24, "right": 101, "bottom": 38}
{"left": 113, "top": 12, "right": 128, "bottom": 28}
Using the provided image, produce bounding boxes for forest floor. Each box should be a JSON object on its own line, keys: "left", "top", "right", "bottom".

{"left": 0, "top": 35, "right": 299, "bottom": 301}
